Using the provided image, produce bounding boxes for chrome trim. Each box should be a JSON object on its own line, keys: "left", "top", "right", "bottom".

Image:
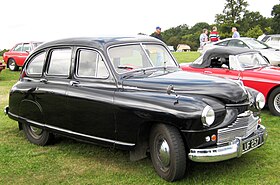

{"left": 217, "top": 111, "right": 259, "bottom": 145}
{"left": 7, "top": 112, "right": 135, "bottom": 147}
{"left": 4, "top": 106, "right": 9, "bottom": 115}
{"left": 188, "top": 125, "right": 267, "bottom": 163}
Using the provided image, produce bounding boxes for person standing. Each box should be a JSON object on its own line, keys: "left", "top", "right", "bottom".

{"left": 199, "top": 29, "right": 209, "bottom": 49}
{"left": 151, "top": 26, "right": 163, "bottom": 41}
{"left": 209, "top": 26, "right": 220, "bottom": 42}
{"left": 232, "top": 27, "right": 240, "bottom": 38}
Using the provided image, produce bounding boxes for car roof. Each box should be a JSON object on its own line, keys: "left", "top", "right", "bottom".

{"left": 34, "top": 36, "right": 162, "bottom": 51}
{"left": 191, "top": 47, "right": 259, "bottom": 68}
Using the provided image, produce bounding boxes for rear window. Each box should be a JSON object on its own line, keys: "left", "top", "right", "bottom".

{"left": 26, "top": 52, "right": 46, "bottom": 76}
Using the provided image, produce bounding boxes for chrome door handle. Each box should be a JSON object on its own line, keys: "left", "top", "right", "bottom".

{"left": 40, "top": 79, "right": 48, "bottom": 83}
{"left": 70, "top": 81, "right": 80, "bottom": 86}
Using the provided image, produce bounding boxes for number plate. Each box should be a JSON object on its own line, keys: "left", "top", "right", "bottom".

{"left": 242, "top": 136, "right": 261, "bottom": 153}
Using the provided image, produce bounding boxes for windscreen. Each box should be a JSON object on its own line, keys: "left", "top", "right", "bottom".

{"left": 108, "top": 44, "right": 177, "bottom": 73}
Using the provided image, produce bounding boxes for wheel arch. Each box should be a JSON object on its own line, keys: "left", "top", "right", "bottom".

{"left": 19, "top": 99, "right": 45, "bottom": 126}
{"left": 130, "top": 120, "right": 189, "bottom": 161}
{"left": 266, "top": 84, "right": 280, "bottom": 104}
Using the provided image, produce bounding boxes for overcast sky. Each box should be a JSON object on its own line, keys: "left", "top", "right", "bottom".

{"left": 0, "top": 0, "right": 278, "bottom": 49}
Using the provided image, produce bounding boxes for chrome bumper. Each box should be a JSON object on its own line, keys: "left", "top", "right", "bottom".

{"left": 188, "top": 125, "right": 267, "bottom": 163}
{"left": 4, "top": 105, "right": 9, "bottom": 115}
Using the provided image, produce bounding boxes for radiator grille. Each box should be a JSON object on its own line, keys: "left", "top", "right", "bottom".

{"left": 217, "top": 111, "right": 259, "bottom": 145}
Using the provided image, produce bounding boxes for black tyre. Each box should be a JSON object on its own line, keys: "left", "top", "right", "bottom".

{"left": 22, "top": 122, "right": 53, "bottom": 146}
{"left": 8, "top": 58, "right": 19, "bottom": 71}
{"left": 149, "top": 124, "right": 186, "bottom": 182}
{"left": 268, "top": 87, "right": 280, "bottom": 116}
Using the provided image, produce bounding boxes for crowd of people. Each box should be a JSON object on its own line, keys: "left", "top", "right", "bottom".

{"left": 199, "top": 26, "right": 240, "bottom": 49}
{"left": 150, "top": 25, "right": 241, "bottom": 51}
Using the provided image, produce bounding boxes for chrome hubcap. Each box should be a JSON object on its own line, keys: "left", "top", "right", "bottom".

{"left": 156, "top": 138, "right": 170, "bottom": 171}
{"left": 30, "top": 126, "right": 43, "bottom": 138}
{"left": 274, "top": 93, "right": 280, "bottom": 113}
{"left": 9, "top": 61, "right": 15, "bottom": 70}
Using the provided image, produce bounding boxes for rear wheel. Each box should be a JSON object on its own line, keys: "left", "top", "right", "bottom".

{"left": 149, "top": 124, "right": 186, "bottom": 182}
{"left": 8, "top": 58, "right": 19, "bottom": 71}
{"left": 22, "top": 122, "right": 53, "bottom": 146}
{"left": 268, "top": 87, "right": 280, "bottom": 116}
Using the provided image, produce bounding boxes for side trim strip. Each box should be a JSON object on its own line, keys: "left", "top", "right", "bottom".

{"left": 8, "top": 112, "right": 135, "bottom": 147}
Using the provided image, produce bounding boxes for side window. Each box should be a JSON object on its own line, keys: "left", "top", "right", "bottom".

{"left": 77, "top": 50, "right": 109, "bottom": 78}
{"left": 23, "top": 43, "right": 31, "bottom": 52}
{"left": 216, "top": 41, "right": 228, "bottom": 46}
{"left": 47, "top": 49, "right": 72, "bottom": 76}
{"left": 26, "top": 52, "right": 46, "bottom": 76}
{"left": 228, "top": 40, "right": 247, "bottom": 48}
{"left": 13, "top": 44, "right": 23, "bottom": 52}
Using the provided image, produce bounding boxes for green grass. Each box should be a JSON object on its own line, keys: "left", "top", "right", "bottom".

{"left": 172, "top": 51, "right": 201, "bottom": 64}
{"left": 0, "top": 52, "right": 279, "bottom": 184}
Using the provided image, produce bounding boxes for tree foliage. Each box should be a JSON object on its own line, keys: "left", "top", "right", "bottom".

{"left": 215, "top": 0, "right": 248, "bottom": 24}
{"left": 0, "top": 49, "right": 8, "bottom": 56}
{"left": 271, "top": 3, "right": 280, "bottom": 33}
{"left": 156, "top": 0, "right": 279, "bottom": 51}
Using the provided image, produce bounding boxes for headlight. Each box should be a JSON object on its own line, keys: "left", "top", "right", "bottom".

{"left": 256, "top": 93, "right": 265, "bottom": 110}
{"left": 201, "top": 105, "right": 215, "bottom": 127}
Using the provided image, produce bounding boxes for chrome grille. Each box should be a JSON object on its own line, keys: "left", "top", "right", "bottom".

{"left": 217, "top": 111, "right": 259, "bottom": 145}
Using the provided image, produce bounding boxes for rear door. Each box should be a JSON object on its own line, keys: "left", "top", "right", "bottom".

{"left": 38, "top": 48, "right": 73, "bottom": 130}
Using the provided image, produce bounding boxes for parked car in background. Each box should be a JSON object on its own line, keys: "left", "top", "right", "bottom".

{"left": 261, "top": 34, "right": 280, "bottom": 50}
{"left": 3, "top": 42, "right": 42, "bottom": 71}
{"left": 181, "top": 47, "right": 280, "bottom": 116}
{"left": 203, "top": 37, "right": 280, "bottom": 66}
{"left": 5, "top": 36, "right": 267, "bottom": 182}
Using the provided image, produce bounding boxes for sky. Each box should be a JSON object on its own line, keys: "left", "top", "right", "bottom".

{"left": 0, "top": 0, "right": 279, "bottom": 49}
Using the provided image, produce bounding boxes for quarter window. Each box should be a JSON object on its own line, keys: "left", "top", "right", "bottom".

{"left": 23, "top": 43, "right": 31, "bottom": 52}
{"left": 26, "top": 52, "right": 46, "bottom": 75}
{"left": 77, "top": 50, "right": 109, "bottom": 78}
{"left": 47, "top": 49, "right": 72, "bottom": 76}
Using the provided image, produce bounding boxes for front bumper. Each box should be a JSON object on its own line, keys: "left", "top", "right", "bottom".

{"left": 188, "top": 124, "right": 267, "bottom": 162}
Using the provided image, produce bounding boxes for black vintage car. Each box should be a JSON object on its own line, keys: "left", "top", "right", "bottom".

{"left": 5, "top": 36, "right": 267, "bottom": 182}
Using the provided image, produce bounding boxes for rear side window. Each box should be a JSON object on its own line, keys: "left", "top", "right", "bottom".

{"left": 77, "top": 49, "right": 109, "bottom": 78}
{"left": 23, "top": 43, "right": 31, "bottom": 52}
{"left": 26, "top": 52, "right": 46, "bottom": 76}
{"left": 47, "top": 49, "right": 72, "bottom": 76}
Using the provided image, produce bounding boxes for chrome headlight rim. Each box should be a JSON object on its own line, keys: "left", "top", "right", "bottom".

{"left": 256, "top": 92, "right": 265, "bottom": 110}
{"left": 201, "top": 105, "right": 215, "bottom": 127}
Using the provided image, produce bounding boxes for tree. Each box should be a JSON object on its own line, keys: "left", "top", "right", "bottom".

{"left": 215, "top": 0, "right": 248, "bottom": 24}
{"left": 0, "top": 49, "right": 8, "bottom": 56}
{"left": 271, "top": 3, "right": 280, "bottom": 33}
{"left": 244, "top": 25, "right": 263, "bottom": 38}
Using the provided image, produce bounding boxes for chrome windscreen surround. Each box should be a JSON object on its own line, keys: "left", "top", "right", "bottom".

{"left": 217, "top": 111, "right": 259, "bottom": 145}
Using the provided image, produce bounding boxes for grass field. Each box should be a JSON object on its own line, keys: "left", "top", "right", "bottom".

{"left": 0, "top": 53, "right": 279, "bottom": 184}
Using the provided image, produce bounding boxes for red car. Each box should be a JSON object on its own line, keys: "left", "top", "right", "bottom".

{"left": 181, "top": 47, "right": 280, "bottom": 116}
{"left": 3, "top": 42, "right": 42, "bottom": 71}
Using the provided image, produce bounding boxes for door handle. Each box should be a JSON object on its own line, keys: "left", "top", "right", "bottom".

{"left": 40, "top": 79, "right": 48, "bottom": 83}
{"left": 70, "top": 81, "right": 80, "bottom": 87}
{"left": 204, "top": 71, "right": 212, "bottom": 74}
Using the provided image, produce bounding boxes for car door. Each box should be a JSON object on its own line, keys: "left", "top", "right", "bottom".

{"left": 10, "top": 43, "right": 25, "bottom": 65}
{"left": 37, "top": 48, "right": 73, "bottom": 130}
{"left": 66, "top": 48, "right": 117, "bottom": 143}
{"left": 201, "top": 56, "right": 242, "bottom": 80}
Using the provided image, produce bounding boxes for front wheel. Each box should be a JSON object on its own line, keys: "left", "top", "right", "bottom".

{"left": 268, "top": 87, "right": 280, "bottom": 116}
{"left": 149, "top": 124, "right": 186, "bottom": 182}
{"left": 8, "top": 58, "right": 19, "bottom": 71}
{"left": 22, "top": 122, "right": 53, "bottom": 146}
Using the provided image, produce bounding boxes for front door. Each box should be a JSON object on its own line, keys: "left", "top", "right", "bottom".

{"left": 67, "top": 48, "right": 117, "bottom": 145}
